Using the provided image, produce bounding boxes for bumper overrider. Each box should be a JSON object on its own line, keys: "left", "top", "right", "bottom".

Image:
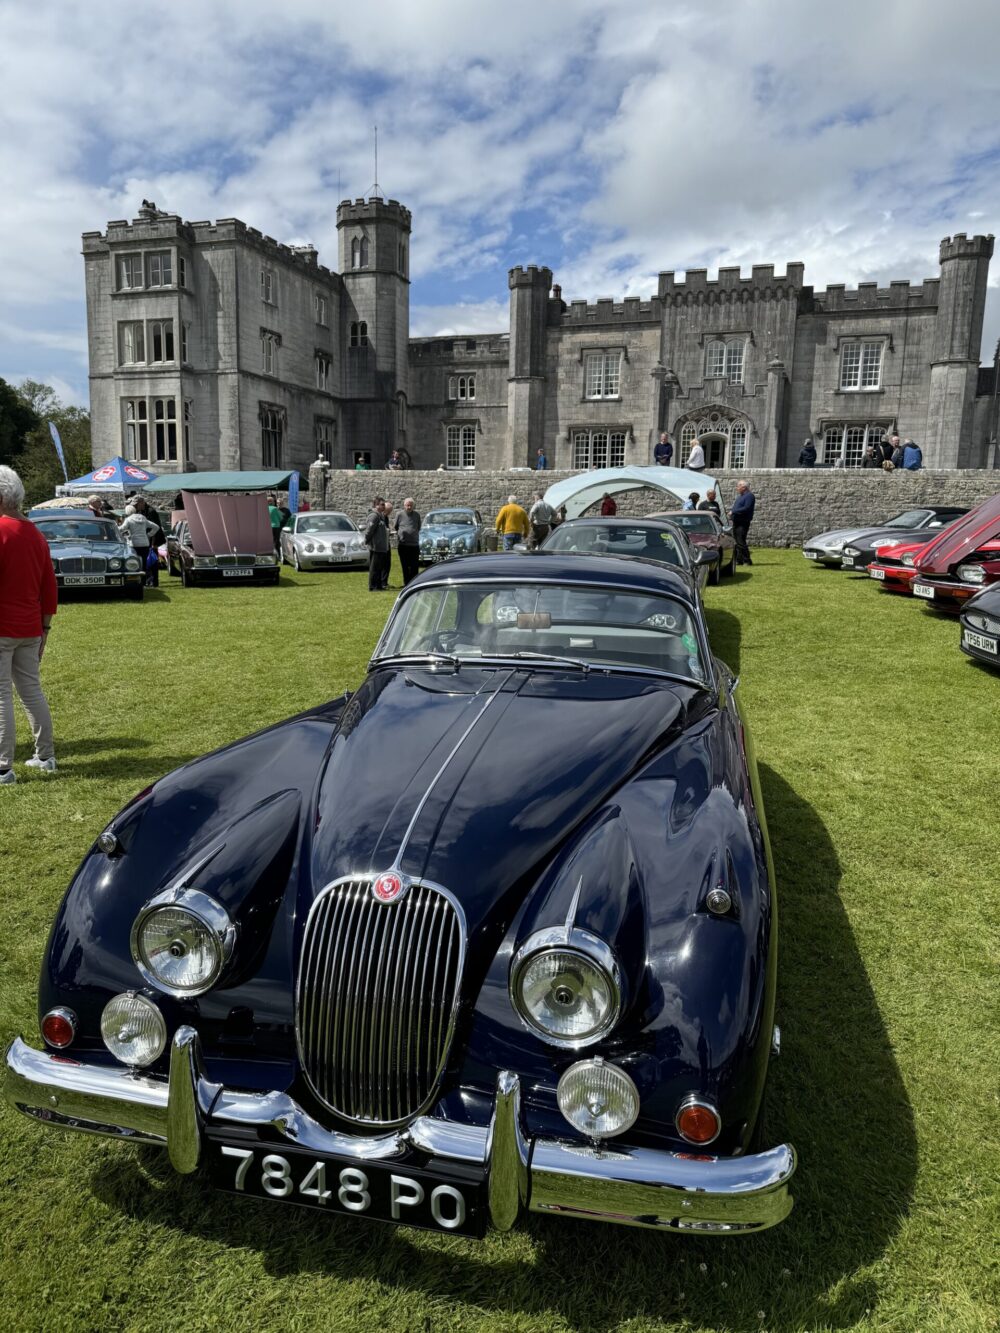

{"left": 5, "top": 1030, "right": 795, "bottom": 1234}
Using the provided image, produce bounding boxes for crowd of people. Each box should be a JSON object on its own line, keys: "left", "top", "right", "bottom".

{"left": 798, "top": 432, "right": 924, "bottom": 471}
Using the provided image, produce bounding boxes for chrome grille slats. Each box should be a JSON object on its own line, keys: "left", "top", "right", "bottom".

{"left": 296, "top": 877, "right": 465, "bottom": 1126}
{"left": 59, "top": 556, "right": 107, "bottom": 574}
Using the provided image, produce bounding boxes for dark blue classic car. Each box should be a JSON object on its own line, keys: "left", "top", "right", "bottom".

{"left": 5, "top": 552, "right": 795, "bottom": 1236}
{"left": 30, "top": 510, "right": 146, "bottom": 599}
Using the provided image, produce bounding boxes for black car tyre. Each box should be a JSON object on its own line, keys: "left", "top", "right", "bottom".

{"left": 728, "top": 550, "right": 737, "bottom": 577}
{"left": 710, "top": 556, "right": 722, "bottom": 586}
{"left": 293, "top": 548, "right": 301, "bottom": 572}
{"left": 181, "top": 564, "right": 193, "bottom": 588}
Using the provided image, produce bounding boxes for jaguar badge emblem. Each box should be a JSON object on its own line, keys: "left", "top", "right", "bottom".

{"left": 372, "top": 871, "right": 406, "bottom": 903}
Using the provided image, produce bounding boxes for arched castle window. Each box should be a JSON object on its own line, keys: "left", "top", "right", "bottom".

{"left": 349, "top": 321, "right": 368, "bottom": 348}
{"left": 449, "top": 374, "right": 476, "bottom": 401}
{"left": 398, "top": 241, "right": 407, "bottom": 275}
{"left": 351, "top": 238, "right": 360, "bottom": 269}
{"left": 729, "top": 421, "right": 748, "bottom": 468}
{"left": 679, "top": 422, "right": 697, "bottom": 464}
{"left": 704, "top": 338, "right": 746, "bottom": 384}
{"left": 359, "top": 236, "right": 369, "bottom": 267}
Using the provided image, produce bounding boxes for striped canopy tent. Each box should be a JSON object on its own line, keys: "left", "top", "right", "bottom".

{"left": 542, "top": 466, "right": 722, "bottom": 520}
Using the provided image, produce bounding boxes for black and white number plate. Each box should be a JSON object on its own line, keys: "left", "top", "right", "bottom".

{"left": 963, "top": 628, "right": 998, "bottom": 655}
{"left": 842, "top": 557, "right": 856, "bottom": 568}
{"left": 208, "top": 1140, "right": 486, "bottom": 1236}
{"left": 913, "top": 583, "right": 934, "bottom": 599}
{"left": 803, "top": 551, "right": 819, "bottom": 560}
{"left": 869, "top": 567, "right": 886, "bottom": 581}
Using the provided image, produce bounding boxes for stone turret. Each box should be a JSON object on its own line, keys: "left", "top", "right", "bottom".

{"left": 506, "top": 265, "right": 552, "bottom": 464}
{"left": 925, "top": 233, "right": 994, "bottom": 465}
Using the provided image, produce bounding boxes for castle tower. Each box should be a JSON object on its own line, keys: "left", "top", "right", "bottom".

{"left": 506, "top": 265, "right": 552, "bottom": 465}
{"left": 336, "top": 197, "right": 411, "bottom": 464}
{"left": 925, "top": 233, "right": 993, "bottom": 466}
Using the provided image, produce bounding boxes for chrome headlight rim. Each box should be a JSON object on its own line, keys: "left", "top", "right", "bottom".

{"left": 130, "top": 887, "right": 236, "bottom": 997}
{"left": 957, "top": 563, "right": 986, "bottom": 585}
{"left": 509, "top": 926, "right": 623, "bottom": 1049}
{"left": 100, "top": 990, "right": 167, "bottom": 1068}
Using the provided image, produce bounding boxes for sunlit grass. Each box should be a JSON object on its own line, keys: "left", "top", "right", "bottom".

{"left": 0, "top": 555, "right": 996, "bottom": 1332}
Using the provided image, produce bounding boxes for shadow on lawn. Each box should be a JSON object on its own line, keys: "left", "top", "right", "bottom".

{"left": 91, "top": 765, "right": 915, "bottom": 1331}
{"left": 704, "top": 605, "right": 741, "bottom": 675}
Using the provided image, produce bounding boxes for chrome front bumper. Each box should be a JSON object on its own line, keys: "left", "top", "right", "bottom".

{"left": 5, "top": 1032, "right": 796, "bottom": 1233}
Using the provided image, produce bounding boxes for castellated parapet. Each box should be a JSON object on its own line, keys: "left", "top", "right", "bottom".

{"left": 939, "top": 233, "right": 994, "bottom": 263}
{"left": 335, "top": 197, "right": 412, "bottom": 230}
{"left": 558, "top": 296, "right": 660, "bottom": 326}
{"left": 658, "top": 262, "right": 805, "bottom": 305}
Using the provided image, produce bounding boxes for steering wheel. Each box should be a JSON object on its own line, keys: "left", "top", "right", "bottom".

{"left": 430, "top": 630, "right": 461, "bottom": 652}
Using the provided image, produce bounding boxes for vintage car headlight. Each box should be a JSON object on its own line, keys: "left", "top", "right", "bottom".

{"left": 108, "top": 557, "right": 122, "bottom": 570}
{"left": 877, "top": 538, "right": 907, "bottom": 549}
{"left": 451, "top": 537, "right": 468, "bottom": 552}
{"left": 192, "top": 555, "right": 217, "bottom": 568}
{"left": 510, "top": 929, "right": 621, "bottom": 1046}
{"left": 101, "top": 992, "right": 167, "bottom": 1067}
{"left": 255, "top": 554, "right": 278, "bottom": 566}
{"left": 125, "top": 557, "right": 141, "bottom": 571}
{"left": 957, "top": 564, "right": 986, "bottom": 585}
{"left": 130, "top": 888, "right": 235, "bottom": 996}
{"left": 313, "top": 543, "right": 326, "bottom": 553}
{"left": 842, "top": 546, "right": 860, "bottom": 557}
{"left": 557, "top": 1059, "right": 640, "bottom": 1139}
{"left": 902, "top": 553, "right": 916, "bottom": 567}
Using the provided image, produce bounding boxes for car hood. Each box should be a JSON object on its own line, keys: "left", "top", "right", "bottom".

{"left": 804, "top": 527, "right": 873, "bottom": 547}
{"left": 183, "top": 490, "right": 272, "bottom": 555}
{"left": 422, "top": 523, "right": 478, "bottom": 541}
{"left": 46, "top": 539, "right": 126, "bottom": 558}
{"left": 292, "top": 529, "right": 362, "bottom": 544}
{"left": 848, "top": 527, "right": 927, "bottom": 550}
{"left": 308, "top": 666, "right": 698, "bottom": 949}
{"left": 915, "top": 497, "right": 1000, "bottom": 575}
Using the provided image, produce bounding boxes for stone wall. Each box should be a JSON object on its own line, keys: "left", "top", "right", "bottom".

{"left": 314, "top": 466, "right": 1000, "bottom": 547}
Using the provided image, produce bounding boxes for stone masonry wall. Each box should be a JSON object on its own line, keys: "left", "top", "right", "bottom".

{"left": 316, "top": 467, "right": 1000, "bottom": 547}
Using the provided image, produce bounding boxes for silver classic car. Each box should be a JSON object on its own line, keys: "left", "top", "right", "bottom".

{"left": 419, "top": 507, "right": 485, "bottom": 562}
{"left": 280, "top": 512, "right": 367, "bottom": 571}
{"left": 29, "top": 510, "right": 145, "bottom": 600}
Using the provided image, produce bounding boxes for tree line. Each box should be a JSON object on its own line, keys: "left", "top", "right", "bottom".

{"left": 0, "top": 377, "right": 92, "bottom": 508}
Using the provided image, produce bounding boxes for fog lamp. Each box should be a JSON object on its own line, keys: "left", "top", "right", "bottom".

{"left": 101, "top": 992, "right": 166, "bottom": 1067}
{"left": 557, "top": 1059, "right": 640, "bottom": 1140}
{"left": 675, "top": 1096, "right": 722, "bottom": 1145}
{"left": 41, "top": 1007, "right": 77, "bottom": 1049}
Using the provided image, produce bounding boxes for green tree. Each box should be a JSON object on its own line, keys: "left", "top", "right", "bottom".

{"left": 10, "top": 381, "right": 92, "bottom": 508}
{"left": 0, "top": 377, "right": 41, "bottom": 465}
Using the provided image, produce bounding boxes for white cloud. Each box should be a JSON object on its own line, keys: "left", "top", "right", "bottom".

{"left": 410, "top": 298, "right": 509, "bottom": 338}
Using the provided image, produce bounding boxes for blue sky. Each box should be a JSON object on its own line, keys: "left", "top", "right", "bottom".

{"left": 2, "top": 0, "right": 1000, "bottom": 410}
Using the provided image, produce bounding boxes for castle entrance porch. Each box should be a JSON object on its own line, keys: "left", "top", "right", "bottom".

{"left": 699, "top": 434, "right": 727, "bottom": 470}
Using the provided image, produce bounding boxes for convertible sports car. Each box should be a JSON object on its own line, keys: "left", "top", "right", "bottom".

{"left": 803, "top": 507, "right": 967, "bottom": 567}
{"left": 4, "top": 553, "right": 795, "bottom": 1237}
{"left": 279, "top": 512, "right": 367, "bottom": 571}
{"left": 959, "top": 582, "right": 1000, "bottom": 668}
{"left": 650, "top": 510, "right": 737, "bottom": 583}
{"left": 910, "top": 495, "right": 1000, "bottom": 610}
{"left": 539, "top": 516, "right": 711, "bottom": 588}
{"left": 866, "top": 537, "right": 931, "bottom": 594}
{"left": 30, "top": 509, "right": 145, "bottom": 600}
{"left": 419, "top": 507, "right": 484, "bottom": 562}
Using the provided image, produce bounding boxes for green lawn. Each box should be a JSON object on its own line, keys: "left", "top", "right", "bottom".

{"left": 1, "top": 554, "right": 997, "bottom": 1333}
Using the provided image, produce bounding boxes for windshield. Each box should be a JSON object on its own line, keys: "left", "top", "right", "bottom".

{"left": 659, "top": 513, "right": 718, "bottom": 535}
{"left": 36, "top": 519, "right": 118, "bottom": 542}
{"left": 426, "top": 511, "right": 475, "bottom": 527}
{"left": 884, "top": 510, "right": 931, "bottom": 528}
{"left": 295, "top": 514, "right": 356, "bottom": 534}
{"left": 543, "top": 523, "right": 686, "bottom": 568}
{"left": 377, "top": 582, "right": 708, "bottom": 683}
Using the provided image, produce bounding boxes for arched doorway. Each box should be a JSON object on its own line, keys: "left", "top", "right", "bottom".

{"left": 679, "top": 413, "right": 750, "bottom": 469}
{"left": 699, "top": 433, "right": 728, "bottom": 470}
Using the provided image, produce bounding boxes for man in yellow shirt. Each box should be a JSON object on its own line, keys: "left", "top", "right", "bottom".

{"left": 495, "top": 495, "right": 530, "bottom": 551}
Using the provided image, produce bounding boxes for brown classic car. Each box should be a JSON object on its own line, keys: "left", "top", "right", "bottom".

{"left": 169, "top": 492, "right": 280, "bottom": 587}
{"left": 650, "top": 510, "right": 737, "bottom": 584}
{"left": 910, "top": 493, "right": 1000, "bottom": 610}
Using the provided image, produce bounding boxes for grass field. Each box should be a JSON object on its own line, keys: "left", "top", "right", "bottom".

{"left": 1, "top": 552, "right": 997, "bottom": 1333}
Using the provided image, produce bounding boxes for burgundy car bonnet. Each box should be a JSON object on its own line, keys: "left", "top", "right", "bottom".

{"left": 182, "top": 491, "right": 273, "bottom": 556}
{"left": 915, "top": 494, "right": 1000, "bottom": 574}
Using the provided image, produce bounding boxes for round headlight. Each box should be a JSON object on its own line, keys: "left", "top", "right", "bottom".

{"left": 108, "top": 557, "right": 122, "bottom": 570}
{"left": 314, "top": 542, "right": 326, "bottom": 552}
{"left": 557, "top": 1059, "right": 639, "bottom": 1139}
{"left": 957, "top": 564, "right": 986, "bottom": 585}
{"left": 511, "top": 932, "right": 621, "bottom": 1046}
{"left": 125, "top": 557, "right": 141, "bottom": 571}
{"left": 451, "top": 538, "right": 465, "bottom": 552}
{"left": 131, "top": 889, "right": 234, "bottom": 995}
{"left": 101, "top": 992, "right": 167, "bottom": 1067}
{"left": 304, "top": 542, "right": 315, "bottom": 553}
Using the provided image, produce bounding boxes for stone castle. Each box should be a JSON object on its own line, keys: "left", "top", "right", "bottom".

{"left": 83, "top": 196, "right": 998, "bottom": 474}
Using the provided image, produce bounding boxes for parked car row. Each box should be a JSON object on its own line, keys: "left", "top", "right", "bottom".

{"left": 803, "top": 497, "right": 1000, "bottom": 669}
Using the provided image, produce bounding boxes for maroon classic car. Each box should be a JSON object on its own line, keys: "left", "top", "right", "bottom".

{"left": 910, "top": 494, "right": 1000, "bottom": 610}
{"left": 172, "top": 492, "right": 280, "bottom": 587}
{"left": 650, "top": 510, "right": 737, "bottom": 584}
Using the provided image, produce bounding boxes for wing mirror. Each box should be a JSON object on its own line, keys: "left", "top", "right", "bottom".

{"left": 693, "top": 548, "right": 715, "bottom": 564}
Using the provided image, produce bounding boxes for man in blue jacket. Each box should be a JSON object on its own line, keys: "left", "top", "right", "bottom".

{"left": 730, "top": 481, "right": 756, "bottom": 566}
{"left": 902, "top": 439, "right": 923, "bottom": 470}
{"left": 654, "top": 432, "right": 673, "bottom": 465}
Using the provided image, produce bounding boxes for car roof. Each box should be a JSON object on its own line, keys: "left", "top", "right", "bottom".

{"left": 31, "top": 509, "right": 114, "bottom": 520}
{"left": 426, "top": 506, "right": 477, "bottom": 515}
{"left": 411, "top": 550, "right": 697, "bottom": 600}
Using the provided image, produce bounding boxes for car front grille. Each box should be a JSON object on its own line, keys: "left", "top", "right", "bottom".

{"left": 296, "top": 877, "right": 464, "bottom": 1126}
{"left": 58, "top": 557, "right": 107, "bottom": 574}
{"left": 216, "top": 555, "right": 256, "bottom": 567}
{"left": 966, "top": 611, "right": 1000, "bottom": 634}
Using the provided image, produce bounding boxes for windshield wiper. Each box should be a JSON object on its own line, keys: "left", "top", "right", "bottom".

{"left": 378, "top": 651, "right": 463, "bottom": 669}
{"left": 502, "top": 651, "right": 591, "bottom": 673}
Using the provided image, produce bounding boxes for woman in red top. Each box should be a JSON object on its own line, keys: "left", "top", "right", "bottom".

{"left": 0, "top": 466, "right": 58, "bottom": 784}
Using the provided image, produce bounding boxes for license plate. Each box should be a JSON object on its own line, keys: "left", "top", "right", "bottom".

{"left": 963, "top": 629, "right": 998, "bottom": 654}
{"left": 870, "top": 568, "right": 885, "bottom": 581}
{"left": 803, "top": 551, "right": 818, "bottom": 560}
{"left": 63, "top": 575, "right": 106, "bottom": 585}
{"left": 842, "top": 557, "right": 856, "bottom": 568}
{"left": 208, "top": 1141, "right": 485, "bottom": 1236}
{"left": 914, "top": 583, "right": 934, "bottom": 599}
{"left": 222, "top": 569, "right": 253, "bottom": 578}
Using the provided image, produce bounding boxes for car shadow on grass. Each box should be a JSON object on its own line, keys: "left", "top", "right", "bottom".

{"left": 89, "top": 764, "right": 915, "bottom": 1332}
{"left": 704, "top": 606, "right": 741, "bottom": 676}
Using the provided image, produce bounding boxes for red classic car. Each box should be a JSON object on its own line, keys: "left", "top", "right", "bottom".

{"left": 867, "top": 537, "right": 931, "bottom": 594}
{"left": 649, "top": 510, "right": 736, "bottom": 584}
{"left": 910, "top": 495, "right": 1000, "bottom": 610}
